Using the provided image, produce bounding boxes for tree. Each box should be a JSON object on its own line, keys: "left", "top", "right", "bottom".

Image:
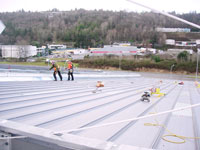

{"left": 0, "top": 10, "right": 200, "bottom": 47}
{"left": 177, "top": 51, "right": 189, "bottom": 62}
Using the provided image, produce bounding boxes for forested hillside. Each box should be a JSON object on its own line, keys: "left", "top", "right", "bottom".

{"left": 0, "top": 9, "right": 200, "bottom": 48}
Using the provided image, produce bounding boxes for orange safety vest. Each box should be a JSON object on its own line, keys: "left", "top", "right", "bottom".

{"left": 68, "top": 63, "right": 72, "bottom": 69}
{"left": 53, "top": 64, "right": 59, "bottom": 71}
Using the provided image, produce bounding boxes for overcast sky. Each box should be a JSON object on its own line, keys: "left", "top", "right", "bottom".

{"left": 0, "top": 0, "right": 199, "bottom": 13}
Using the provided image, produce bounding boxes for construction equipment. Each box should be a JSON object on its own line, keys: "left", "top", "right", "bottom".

{"left": 178, "top": 81, "right": 184, "bottom": 85}
{"left": 140, "top": 91, "right": 150, "bottom": 102}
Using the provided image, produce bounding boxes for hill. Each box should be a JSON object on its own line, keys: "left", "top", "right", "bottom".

{"left": 0, "top": 9, "right": 200, "bottom": 48}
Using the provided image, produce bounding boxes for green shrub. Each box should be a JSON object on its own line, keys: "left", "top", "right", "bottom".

{"left": 151, "top": 55, "right": 161, "bottom": 62}
{"left": 73, "top": 57, "right": 198, "bottom": 73}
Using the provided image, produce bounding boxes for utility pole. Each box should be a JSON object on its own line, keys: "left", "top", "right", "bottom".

{"left": 170, "top": 64, "right": 175, "bottom": 79}
{"left": 196, "top": 40, "right": 200, "bottom": 81}
{"left": 119, "top": 52, "right": 122, "bottom": 70}
{"left": 196, "top": 51, "right": 199, "bottom": 81}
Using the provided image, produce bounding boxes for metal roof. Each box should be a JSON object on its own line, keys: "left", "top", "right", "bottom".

{"left": 0, "top": 76, "right": 200, "bottom": 150}
{"left": 90, "top": 46, "right": 138, "bottom": 55}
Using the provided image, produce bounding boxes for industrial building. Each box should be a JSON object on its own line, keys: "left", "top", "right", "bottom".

{"left": 0, "top": 45, "right": 37, "bottom": 58}
{"left": 167, "top": 49, "right": 193, "bottom": 55}
{"left": 47, "top": 44, "right": 67, "bottom": 50}
{"left": 90, "top": 46, "right": 138, "bottom": 56}
{"left": 52, "top": 49, "right": 88, "bottom": 55}
{"left": 51, "top": 49, "right": 89, "bottom": 59}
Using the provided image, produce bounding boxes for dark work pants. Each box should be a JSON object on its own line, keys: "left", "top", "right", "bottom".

{"left": 53, "top": 71, "right": 62, "bottom": 81}
{"left": 68, "top": 72, "right": 74, "bottom": 80}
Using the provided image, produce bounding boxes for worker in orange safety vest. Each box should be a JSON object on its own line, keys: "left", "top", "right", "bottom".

{"left": 66, "top": 60, "right": 74, "bottom": 81}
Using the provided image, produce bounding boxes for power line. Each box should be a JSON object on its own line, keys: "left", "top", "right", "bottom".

{"left": 126, "top": 0, "right": 200, "bottom": 30}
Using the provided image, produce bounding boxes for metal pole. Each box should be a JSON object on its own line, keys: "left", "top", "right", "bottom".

{"left": 119, "top": 53, "right": 122, "bottom": 70}
{"left": 170, "top": 64, "right": 175, "bottom": 79}
{"left": 196, "top": 49, "right": 200, "bottom": 81}
{"left": 48, "top": 49, "right": 49, "bottom": 67}
{"left": 170, "top": 64, "right": 175, "bottom": 72}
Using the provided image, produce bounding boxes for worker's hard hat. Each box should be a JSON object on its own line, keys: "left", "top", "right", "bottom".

{"left": 67, "top": 60, "right": 71, "bottom": 63}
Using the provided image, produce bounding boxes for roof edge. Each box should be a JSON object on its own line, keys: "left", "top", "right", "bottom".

{"left": 0, "top": 118, "right": 153, "bottom": 150}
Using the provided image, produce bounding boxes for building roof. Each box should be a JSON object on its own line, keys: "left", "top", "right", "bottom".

{"left": 91, "top": 46, "right": 138, "bottom": 54}
{"left": 0, "top": 76, "right": 200, "bottom": 149}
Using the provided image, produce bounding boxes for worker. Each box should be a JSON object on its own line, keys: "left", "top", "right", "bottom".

{"left": 49, "top": 61, "right": 62, "bottom": 81}
{"left": 96, "top": 81, "right": 104, "bottom": 88}
{"left": 66, "top": 60, "right": 74, "bottom": 81}
{"left": 92, "top": 81, "right": 104, "bottom": 93}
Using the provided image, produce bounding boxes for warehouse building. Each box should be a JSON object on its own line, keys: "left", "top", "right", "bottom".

{"left": 90, "top": 46, "right": 138, "bottom": 56}
{"left": 0, "top": 45, "right": 37, "bottom": 58}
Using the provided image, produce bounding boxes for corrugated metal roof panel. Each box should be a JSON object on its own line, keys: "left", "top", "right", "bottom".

{"left": 0, "top": 78, "right": 200, "bottom": 150}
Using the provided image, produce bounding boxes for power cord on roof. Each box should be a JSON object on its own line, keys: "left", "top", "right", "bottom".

{"left": 144, "top": 94, "right": 200, "bottom": 144}
{"left": 144, "top": 115, "right": 200, "bottom": 144}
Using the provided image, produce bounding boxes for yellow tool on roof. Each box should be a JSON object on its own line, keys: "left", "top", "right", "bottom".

{"left": 151, "top": 88, "right": 165, "bottom": 97}
{"left": 195, "top": 81, "right": 200, "bottom": 88}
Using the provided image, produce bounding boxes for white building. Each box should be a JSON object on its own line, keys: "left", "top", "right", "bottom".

{"left": 0, "top": 45, "right": 37, "bottom": 58}
{"left": 50, "top": 49, "right": 89, "bottom": 59}
{"left": 156, "top": 27, "right": 191, "bottom": 33}
{"left": 47, "top": 44, "right": 66, "bottom": 50}
{"left": 37, "top": 46, "right": 46, "bottom": 55}
{"left": 166, "top": 39, "right": 175, "bottom": 45}
{"left": 196, "top": 40, "right": 200, "bottom": 45}
{"left": 104, "top": 42, "right": 131, "bottom": 48}
{"left": 112, "top": 42, "right": 131, "bottom": 46}
{"left": 167, "top": 49, "right": 193, "bottom": 55}
{"left": 175, "top": 41, "right": 196, "bottom": 47}
{"left": 90, "top": 46, "right": 138, "bottom": 56}
{"left": 138, "top": 48, "right": 156, "bottom": 54}
{"left": 166, "top": 39, "right": 198, "bottom": 47}
{"left": 52, "top": 49, "right": 88, "bottom": 55}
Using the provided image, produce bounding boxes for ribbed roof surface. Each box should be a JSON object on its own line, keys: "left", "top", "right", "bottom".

{"left": 0, "top": 77, "right": 200, "bottom": 149}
